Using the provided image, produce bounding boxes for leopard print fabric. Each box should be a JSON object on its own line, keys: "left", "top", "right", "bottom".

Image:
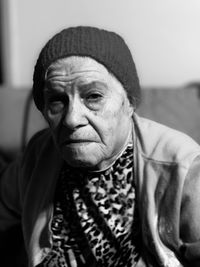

{"left": 38, "top": 143, "right": 142, "bottom": 267}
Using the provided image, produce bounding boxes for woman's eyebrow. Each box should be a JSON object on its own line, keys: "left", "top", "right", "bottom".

{"left": 78, "top": 81, "right": 108, "bottom": 90}
{"left": 44, "top": 80, "right": 67, "bottom": 92}
{"left": 44, "top": 80, "right": 108, "bottom": 94}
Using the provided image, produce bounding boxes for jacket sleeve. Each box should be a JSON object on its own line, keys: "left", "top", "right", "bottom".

{"left": 0, "top": 129, "right": 50, "bottom": 266}
{"left": 0, "top": 156, "right": 22, "bottom": 231}
{"left": 180, "top": 155, "right": 200, "bottom": 265}
{"left": 0, "top": 129, "right": 49, "bottom": 232}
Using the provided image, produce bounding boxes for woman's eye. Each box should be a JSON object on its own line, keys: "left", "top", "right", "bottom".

{"left": 86, "top": 93, "right": 103, "bottom": 102}
{"left": 84, "top": 92, "right": 104, "bottom": 110}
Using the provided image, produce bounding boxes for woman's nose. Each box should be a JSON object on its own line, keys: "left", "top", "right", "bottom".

{"left": 62, "top": 98, "right": 88, "bottom": 129}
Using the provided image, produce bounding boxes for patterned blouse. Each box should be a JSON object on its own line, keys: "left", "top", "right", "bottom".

{"left": 38, "top": 143, "right": 141, "bottom": 267}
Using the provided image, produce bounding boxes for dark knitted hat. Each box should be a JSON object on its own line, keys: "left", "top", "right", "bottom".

{"left": 33, "top": 26, "right": 140, "bottom": 111}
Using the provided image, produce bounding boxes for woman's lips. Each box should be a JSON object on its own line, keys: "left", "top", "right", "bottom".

{"left": 67, "top": 139, "right": 91, "bottom": 143}
{"left": 61, "top": 139, "right": 94, "bottom": 145}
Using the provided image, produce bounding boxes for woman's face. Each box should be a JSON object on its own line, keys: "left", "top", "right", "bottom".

{"left": 43, "top": 56, "right": 133, "bottom": 170}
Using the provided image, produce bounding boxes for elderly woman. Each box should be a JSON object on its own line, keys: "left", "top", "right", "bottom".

{"left": 1, "top": 26, "right": 200, "bottom": 267}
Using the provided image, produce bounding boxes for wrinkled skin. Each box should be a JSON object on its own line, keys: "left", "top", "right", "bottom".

{"left": 43, "top": 56, "right": 133, "bottom": 170}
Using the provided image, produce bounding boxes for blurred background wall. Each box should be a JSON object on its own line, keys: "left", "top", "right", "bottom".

{"left": 0, "top": 0, "right": 200, "bottom": 157}
{"left": 1, "top": 0, "right": 200, "bottom": 87}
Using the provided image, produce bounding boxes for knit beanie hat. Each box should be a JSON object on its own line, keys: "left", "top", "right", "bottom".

{"left": 33, "top": 26, "right": 140, "bottom": 111}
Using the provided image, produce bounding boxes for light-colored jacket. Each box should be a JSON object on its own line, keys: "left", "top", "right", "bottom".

{"left": 1, "top": 114, "right": 200, "bottom": 267}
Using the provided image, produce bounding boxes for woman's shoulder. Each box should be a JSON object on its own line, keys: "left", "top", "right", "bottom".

{"left": 23, "top": 128, "right": 53, "bottom": 157}
{"left": 133, "top": 113, "right": 200, "bottom": 165}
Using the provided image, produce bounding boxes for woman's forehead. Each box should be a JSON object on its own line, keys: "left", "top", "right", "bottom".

{"left": 45, "top": 56, "right": 110, "bottom": 78}
{"left": 45, "top": 56, "right": 128, "bottom": 100}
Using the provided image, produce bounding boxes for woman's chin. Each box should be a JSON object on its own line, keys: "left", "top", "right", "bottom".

{"left": 60, "top": 146, "right": 100, "bottom": 169}
{"left": 64, "top": 156, "right": 99, "bottom": 170}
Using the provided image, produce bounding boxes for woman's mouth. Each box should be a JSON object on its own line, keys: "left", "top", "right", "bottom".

{"left": 61, "top": 139, "right": 94, "bottom": 146}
